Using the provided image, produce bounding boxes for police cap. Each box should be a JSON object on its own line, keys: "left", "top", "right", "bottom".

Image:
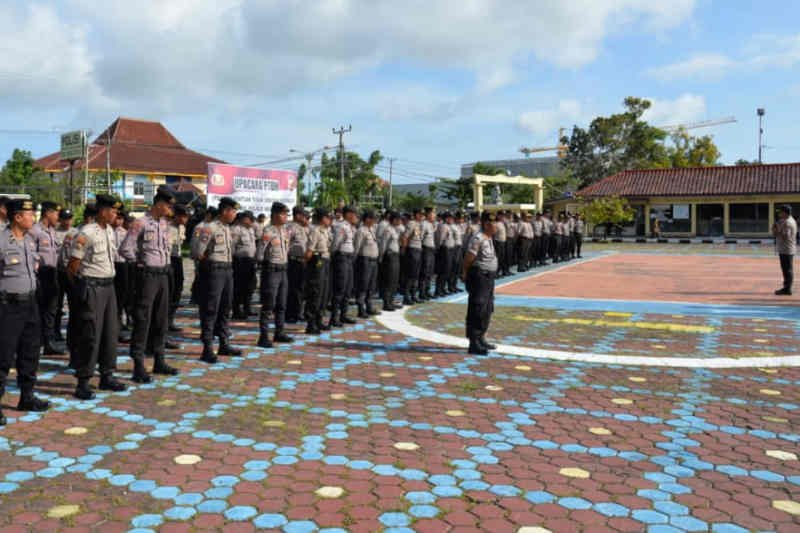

{"left": 96, "top": 194, "right": 122, "bottom": 210}
{"left": 292, "top": 205, "right": 305, "bottom": 216}
{"left": 412, "top": 207, "right": 422, "bottom": 216}
{"left": 6, "top": 199, "right": 35, "bottom": 217}
{"left": 241, "top": 210, "right": 255, "bottom": 221}
{"left": 83, "top": 203, "right": 98, "bottom": 218}
{"left": 218, "top": 197, "right": 240, "bottom": 211}
{"left": 173, "top": 204, "right": 190, "bottom": 216}
{"left": 780, "top": 204, "right": 792, "bottom": 215}
{"left": 59, "top": 208, "right": 74, "bottom": 220}
{"left": 362, "top": 209, "right": 376, "bottom": 220}
{"left": 40, "top": 201, "right": 61, "bottom": 214}
{"left": 342, "top": 205, "right": 356, "bottom": 215}
{"left": 271, "top": 202, "right": 289, "bottom": 215}
{"left": 313, "top": 207, "right": 330, "bottom": 219}
{"left": 153, "top": 187, "right": 176, "bottom": 205}
{"left": 480, "top": 211, "right": 497, "bottom": 224}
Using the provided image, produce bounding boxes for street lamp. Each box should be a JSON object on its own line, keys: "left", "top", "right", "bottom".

{"left": 757, "top": 108, "right": 765, "bottom": 164}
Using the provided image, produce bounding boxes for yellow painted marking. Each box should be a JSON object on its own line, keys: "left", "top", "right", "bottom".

{"left": 760, "top": 389, "right": 781, "bottom": 396}
{"left": 379, "top": 372, "right": 396, "bottom": 378}
{"left": 611, "top": 398, "right": 634, "bottom": 405}
{"left": 393, "top": 442, "right": 420, "bottom": 451}
{"left": 773, "top": 500, "right": 800, "bottom": 515}
{"left": 330, "top": 393, "right": 347, "bottom": 400}
{"left": 752, "top": 318, "right": 766, "bottom": 322}
{"left": 589, "top": 427, "right": 612, "bottom": 435}
{"left": 64, "top": 427, "right": 87, "bottom": 436}
{"left": 671, "top": 315, "right": 684, "bottom": 318}
{"left": 485, "top": 385, "right": 504, "bottom": 391}
{"left": 628, "top": 376, "right": 647, "bottom": 383}
{"left": 515, "top": 365, "right": 532, "bottom": 371}
{"left": 754, "top": 339, "right": 768, "bottom": 344}
{"left": 286, "top": 360, "right": 302, "bottom": 365}
{"left": 759, "top": 368, "right": 779, "bottom": 374}
{"left": 518, "top": 528, "right": 553, "bottom": 533}
{"left": 47, "top": 505, "right": 80, "bottom": 519}
{"left": 445, "top": 410, "right": 466, "bottom": 417}
{"left": 369, "top": 335, "right": 382, "bottom": 339}
{"left": 754, "top": 328, "right": 768, "bottom": 332}
{"left": 418, "top": 356, "right": 433, "bottom": 361}
{"left": 652, "top": 345, "right": 666, "bottom": 349}
{"left": 174, "top": 454, "right": 202, "bottom": 465}
{"left": 766, "top": 450, "right": 797, "bottom": 461}
{"left": 604, "top": 311, "right": 632, "bottom": 318}
{"left": 511, "top": 316, "right": 714, "bottom": 334}
{"left": 157, "top": 399, "right": 176, "bottom": 407}
{"left": 263, "top": 420, "right": 285, "bottom": 427}
{"left": 763, "top": 416, "right": 788, "bottom": 423}
{"left": 315, "top": 486, "right": 345, "bottom": 498}
{"left": 559, "top": 467, "right": 590, "bottom": 479}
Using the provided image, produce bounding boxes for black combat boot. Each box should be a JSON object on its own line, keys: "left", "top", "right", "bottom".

{"left": 468, "top": 336, "right": 488, "bottom": 356}
{"left": 17, "top": 388, "right": 50, "bottom": 412}
{"left": 131, "top": 361, "right": 152, "bottom": 384}
{"left": 256, "top": 335, "right": 274, "bottom": 348}
{"left": 218, "top": 342, "right": 242, "bottom": 356}
{"left": 328, "top": 310, "right": 343, "bottom": 328}
{"left": 479, "top": 336, "right": 497, "bottom": 350}
{"left": 357, "top": 303, "right": 369, "bottom": 319}
{"left": 99, "top": 374, "right": 127, "bottom": 392}
{"left": 152, "top": 355, "right": 178, "bottom": 376}
{"left": 200, "top": 345, "right": 218, "bottom": 363}
{"left": 274, "top": 330, "right": 293, "bottom": 343}
{"left": 74, "top": 379, "right": 96, "bottom": 400}
{"left": 164, "top": 339, "right": 180, "bottom": 350}
{"left": 43, "top": 338, "right": 65, "bottom": 355}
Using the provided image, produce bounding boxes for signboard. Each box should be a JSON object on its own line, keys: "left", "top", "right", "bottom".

{"left": 206, "top": 163, "right": 296, "bottom": 215}
{"left": 60, "top": 130, "right": 85, "bottom": 160}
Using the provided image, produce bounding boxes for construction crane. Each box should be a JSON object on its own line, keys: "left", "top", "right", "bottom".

{"left": 659, "top": 116, "right": 737, "bottom": 132}
{"left": 519, "top": 128, "right": 567, "bottom": 158}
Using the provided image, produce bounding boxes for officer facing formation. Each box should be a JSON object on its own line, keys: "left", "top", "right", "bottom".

{"left": 462, "top": 211, "right": 499, "bottom": 356}
{"left": 120, "top": 187, "right": 178, "bottom": 383}
{"left": 68, "top": 194, "right": 127, "bottom": 399}
{"left": 191, "top": 197, "right": 243, "bottom": 363}
{"left": 0, "top": 199, "right": 51, "bottom": 425}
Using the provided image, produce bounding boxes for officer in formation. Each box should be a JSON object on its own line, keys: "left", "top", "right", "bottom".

{"left": 0, "top": 196, "right": 9, "bottom": 231}
{"left": 286, "top": 206, "right": 310, "bottom": 323}
{"left": 54, "top": 208, "right": 74, "bottom": 343}
{"left": 304, "top": 208, "right": 332, "bottom": 334}
{"left": 0, "top": 199, "right": 51, "bottom": 424}
{"left": 329, "top": 206, "right": 358, "bottom": 326}
{"left": 168, "top": 204, "right": 191, "bottom": 332}
{"left": 31, "top": 201, "right": 64, "bottom": 355}
{"left": 256, "top": 202, "right": 292, "bottom": 348}
{"left": 231, "top": 210, "right": 257, "bottom": 319}
{"left": 353, "top": 210, "right": 380, "bottom": 318}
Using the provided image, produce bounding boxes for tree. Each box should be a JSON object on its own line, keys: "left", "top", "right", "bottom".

{"left": 734, "top": 158, "right": 761, "bottom": 166}
{"left": 0, "top": 149, "right": 38, "bottom": 191}
{"left": 579, "top": 195, "right": 636, "bottom": 238}
{"left": 0, "top": 148, "right": 72, "bottom": 203}
{"left": 561, "top": 97, "right": 721, "bottom": 188}
{"left": 394, "top": 191, "right": 430, "bottom": 211}
{"left": 313, "top": 150, "right": 385, "bottom": 208}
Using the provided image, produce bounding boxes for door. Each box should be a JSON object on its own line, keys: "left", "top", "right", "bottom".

{"left": 697, "top": 204, "right": 724, "bottom": 236}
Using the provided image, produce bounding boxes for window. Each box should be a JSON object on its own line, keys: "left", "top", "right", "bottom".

{"left": 650, "top": 203, "right": 691, "bottom": 233}
{"left": 729, "top": 203, "right": 768, "bottom": 233}
{"left": 133, "top": 182, "right": 145, "bottom": 196}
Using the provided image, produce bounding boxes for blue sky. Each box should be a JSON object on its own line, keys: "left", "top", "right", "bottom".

{"left": 0, "top": 0, "right": 798, "bottom": 185}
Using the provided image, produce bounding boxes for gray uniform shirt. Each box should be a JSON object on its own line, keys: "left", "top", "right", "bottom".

{"left": 520, "top": 221, "right": 534, "bottom": 239}
{"left": 421, "top": 220, "right": 435, "bottom": 248}
{"left": 231, "top": 224, "right": 257, "bottom": 259}
{"left": 0, "top": 228, "right": 38, "bottom": 293}
{"left": 71, "top": 222, "right": 116, "bottom": 278}
{"left": 378, "top": 224, "right": 400, "bottom": 258}
{"left": 331, "top": 222, "right": 355, "bottom": 254}
{"left": 354, "top": 225, "right": 379, "bottom": 258}
{"left": 775, "top": 216, "right": 798, "bottom": 255}
{"left": 533, "top": 219, "right": 543, "bottom": 237}
{"left": 307, "top": 225, "right": 331, "bottom": 259}
{"left": 434, "top": 223, "right": 451, "bottom": 249}
{"left": 31, "top": 221, "right": 59, "bottom": 268}
{"left": 169, "top": 223, "right": 185, "bottom": 258}
{"left": 59, "top": 227, "right": 78, "bottom": 269}
{"left": 120, "top": 214, "right": 170, "bottom": 268}
{"left": 191, "top": 220, "right": 233, "bottom": 263}
{"left": 542, "top": 218, "right": 552, "bottom": 235}
{"left": 113, "top": 226, "right": 127, "bottom": 263}
{"left": 495, "top": 220, "right": 507, "bottom": 242}
{"left": 574, "top": 220, "right": 585, "bottom": 235}
{"left": 467, "top": 232, "right": 498, "bottom": 272}
{"left": 506, "top": 220, "right": 518, "bottom": 240}
{"left": 403, "top": 220, "right": 423, "bottom": 249}
{"left": 258, "top": 225, "right": 289, "bottom": 264}
{"left": 287, "top": 222, "right": 310, "bottom": 259}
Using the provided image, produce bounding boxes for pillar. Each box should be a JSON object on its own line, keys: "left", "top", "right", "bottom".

{"left": 535, "top": 184, "right": 544, "bottom": 213}
{"left": 723, "top": 203, "right": 730, "bottom": 235}
{"left": 690, "top": 204, "right": 697, "bottom": 236}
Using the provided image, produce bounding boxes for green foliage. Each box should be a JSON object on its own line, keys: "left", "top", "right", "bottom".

{"left": 579, "top": 196, "right": 636, "bottom": 229}
{"left": 312, "top": 150, "right": 384, "bottom": 208}
{"left": 543, "top": 172, "right": 582, "bottom": 203}
{"left": 394, "top": 191, "right": 430, "bottom": 211}
{"left": 0, "top": 148, "right": 37, "bottom": 186}
{"left": 734, "top": 158, "right": 761, "bottom": 166}
{"left": 561, "top": 97, "right": 721, "bottom": 188}
{"left": 0, "top": 148, "right": 78, "bottom": 204}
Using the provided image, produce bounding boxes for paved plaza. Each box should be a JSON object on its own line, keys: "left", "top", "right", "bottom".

{"left": 1, "top": 244, "right": 799, "bottom": 532}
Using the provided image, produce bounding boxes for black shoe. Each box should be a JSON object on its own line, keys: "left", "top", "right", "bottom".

{"left": 403, "top": 298, "right": 414, "bottom": 306}
{"left": 329, "top": 319, "right": 343, "bottom": 328}
{"left": 153, "top": 361, "right": 179, "bottom": 376}
{"left": 383, "top": 303, "right": 396, "bottom": 312}
{"left": 43, "top": 343, "right": 65, "bottom": 355}
{"left": 305, "top": 326, "right": 321, "bottom": 335}
{"left": 218, "top": 344, "right": 242, "bottom": 356}
{"left": 131, "top": 366, "right": 152, "bottom": 384}
{"left": 168, "top": 324, "right": 183, "bottom": 333}
{"left": 74, "top": 382, "right": 96, "bottom": 400}
{"left": 775, "top": 288, "right": 792, "bottom": 295}
{"left": 17, "top": 395, "right": 50, "bottom": 412}
{"left": 200, "top": 349, "right": 218, "bottom": 363}
{"left": 99, "top": 375, "right": 127, "bottom": 392}
{"left": 480, "top": 338, "right": 497, "bottom": 350}
{"left": 285, "top": 318, "right": 298, "bottom": 325}
{"left": 274, "top": 332, "right": 294, "bottom": 343}
{"left": 0, "top": 409, "right": 5, "bottom": 426}
{"left": 164, "top": 340, "right": 180, "bottom": 350}
{"left": 341, "top": 315, "right": 357, "bottom": 324}
{"left": 321, "top": 322, "right": 332, "bottom": 331}
{"left": 357, "top": 310, "right": 369, "bottom": 319}
{"left": 468, "top": 342, "right": 488, "bottom": 356}
{"left": 54, "top": 332, "right": 65, "bottom": 342}
{"left": 367, "top": 308, "right": 381, "bottom": 316}
{"left": 257, "top": 335, "right": 273, "bottom": 348}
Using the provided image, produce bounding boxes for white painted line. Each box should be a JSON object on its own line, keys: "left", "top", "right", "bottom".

{"left": 376, "top": 308, "right": 800, "bottom": 368}
{"left": 495, "top": 253, "right": 613, "bottom": 291}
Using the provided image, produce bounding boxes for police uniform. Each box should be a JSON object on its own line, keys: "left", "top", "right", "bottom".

{"left": 286, "top": 215, "right": 310, "bottom": 323}
{"left": 419, "top": 214, "right": 436, "bottom": 300}
{"left": 464, "top": 213, "right": 498, "bottom": 356}
{"left": 354, "top": 213, "right": 380, "bottom": 317}
{"left": 434, "top": 216, "right": 453, "bottom": 297}
{"left": 167, "top": 207, "right": 188, "bottom": 331}
{"left": 518, "top": 215, "right": 533, "bottom": 271}
{"left": 330, "top": 210, "right": 357, "bottom": 326}
{"left": 231, "top": 215, "right": 257, "bottom": 319}
{"left": 304, "top": 211, "right": 331, "bottom": 334}
{"left": 448, "top": 216, "right": 464, "bottom": 293}
{"left": 574, "top": 217, "right": 585, "bottom": 258}
{"left": 30, "top": 202, "right": 63, "bottom": 354}
{"left": 191, "top": 198, "right": 241, "bottom": 363}
{"left": 112, "top": 220, "right": 130, "bottom": 334}
{"left": 54, "top": 209, "right": 74, "bottom": 342}
{"left": 69, "top": 194, "right": 126, "bottom": 399}
{"left": 120, "top": 190, "right": 177, "bottom": 382}
{"left": 378, "top": 217, "right": 401, "bottom": 311}
{"left": 0, "top": 200, "right": 50, "bottom": 424}
{"left": 494, "top": 213, "right": 508, "bottom": 277}
{"left": 402, "top": 213, "right": 424, "bottom": 305}
{"left": 257, "top": 203, "right": 292, "bottom": 347}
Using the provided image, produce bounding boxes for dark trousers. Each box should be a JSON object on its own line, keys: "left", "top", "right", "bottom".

{"left": 37, "top": 265, "right": 59, "bottom": 344}
{"left": 129, "top": 269, "right": 169, "bottom": 364}
{"left": 233, "top": 256, "right": 256, "bottom": 316}
{"left": 449, "top": 248, "right": 462, "bottom": 292}
{"left": 435, "top": 247, "right": 451, "bottom": 295}
{"left": 168, "top": 256, "right": 184, "bottom": 322}
{"left": 465, "top": 267, "right": 495, "bottom": 341}
{"left": 355, "top": 256, "right": 378, "bottom": 312}
{"left": 286, "top": 258, "right": 307, "bottom": 321}
{"left": 403, "top": 248, "right": 422, "bottom": 299}
{"left": 380, "top": 252, "right": 400, "bottom": 305}
{"left": 75, "top": 281, "right": 119, "bottom": 380}
{"left": 575, "top": 234, "right": 583, "bottom": 257}
{"left": 56, "top": 269, "right": 70, "bottom": 340}
{"left": 0, "top": 298, "right": 40, "bottom": 396}
{"left": 332, "top": 252, "right": 354, "bottom": 316}
{"left": 494, "top": 240, "right": 507, "bottom": 275}
{"left": 197, "top": 264, "right": 233, "bottom": 348}
{"left": 114, "top": 261, "right": 131, "bottom": 327}
{"left": 780, "top": 254, "right": 794, "bottom": 290}
{"left": 305, "top": 256, "right": 329, "bottom": 327}
{"left": 548, "top": 234, "right": 557, "bottom": 260}
{"left": 419, "top": 247, "right": 435, "bottom": 296}
{"left": 259, "top": 265, "right": 288, "bottom": 336}
{"left": 519, "top": 238, "right": 531, "bottom": 270}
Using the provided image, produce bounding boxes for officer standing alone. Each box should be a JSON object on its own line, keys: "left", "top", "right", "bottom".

{"left": 0, "top": 199, "right": 51, "bottom": 425}
{"left": 462, "top": 211, "right": 499, "bottom": 356}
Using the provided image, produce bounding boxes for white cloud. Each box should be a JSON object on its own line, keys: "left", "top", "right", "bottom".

{"left": 648, "top": 33, "right": 800, "bottom": 81}
{"left": 0, "top": 0, "right": 696, "bottom": 116}
{"left": 517, "top": 100, "right": 584, "bottom": 138}
{"left": 642, "top": 93, "right": 706, "bottom": 127}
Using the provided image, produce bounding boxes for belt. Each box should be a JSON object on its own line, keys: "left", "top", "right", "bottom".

{"left": 38, "top": 264, "right": 57, "bottom": 271}
{"left": 263, "top": 263, "right": 288, "bottom": 272}
{"left": 289, "top": 256, "right": 305, "bottom": 261}
{"left": 84, "top": 276, "right": 115, "bottom": 287}
{"left": 469, "top": 266, "right": 496, "bottom": 277}
{"left": 0, "top": 290, "right": 36, "bottom": 304}
{"left": 203, "top": 262, "right": 233, "bottom": 270}
{"left": 335, "top": 252, "right": 354, "bottom": 257}
{"left": 138, "top": 265, "right": 170, "bottom": 275}
{"left": 358, "top": 256, "right": 378, "bottom": 262}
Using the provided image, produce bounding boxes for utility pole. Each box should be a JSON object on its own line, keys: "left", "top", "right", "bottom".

{"left": 83, "top": 129, "right": 91, "bottom": 204}
{"left": 332, "top": 125, "right": 352, "bottom": 196}
{"left": 387, "top": 157, "right": 395, "bottom": 208}
{"left": 757, "top": 108, "right": 765, "bottom": 164}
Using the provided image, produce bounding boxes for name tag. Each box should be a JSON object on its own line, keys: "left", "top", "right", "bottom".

{"left": 143, "top": 230, "right": 155, "bottom": 242}
{"left": 214, "top": 234, "right": 225, "bottom": 245}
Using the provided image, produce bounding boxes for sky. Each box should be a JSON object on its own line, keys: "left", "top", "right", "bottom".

{"left": 0, "top": 0, "right": 799, "bottom": 185}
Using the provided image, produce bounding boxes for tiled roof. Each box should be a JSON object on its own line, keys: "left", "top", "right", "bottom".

{"left": 577, "top": 163, "right": 800, "bottom": 198}
{"left": 35, "top": 117, "right": 225, "bottom": 176}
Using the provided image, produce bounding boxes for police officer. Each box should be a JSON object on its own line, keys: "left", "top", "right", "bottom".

{"left": 0, "top": 199, "right": 51, "bottom": 424}
{"left": 31, "top": 201, "right": 64, "bottom": 355}
{"left": 462, "top": 211, "right": 498, "bottom": 356}
{"left": 494, "top": 210, "right": 508, "bottom": 277}
{"left": 120, "top": 188, "right": 178, "bottom": 383}
{"left": 574, "top": 214, "right": 585, "bottom": 259}
{"left": 68, "top": 194, "right": 127, "bottom": 399}
{"left": 111, "top": 209, "right": 130, "bottom": 339}
{"left": 231, "top": 211, "right": 257, "bottom": 319}
{"left": 0, "top": 196, "right": 9, "bottom": 231}
{"left": 402, "top": 208, "right": 424, "bottom": 305}
{"left": 168, "top": 204, "right": 190, "bottom": 332}
{"left": 434, "top": 212, "right": 453, "bottom": 298}
{"left": 378, "top": 211, "right": 402, "bottom": 311}
{"left": 419, "top": 207, "right": 436, "bottom": 300}
{"left": 449, "top": 212, "right": 465, "bottom": 294}
{"left": 191, "top": 197, "right": 242, "bottom": 363}
{"left": 286, "top": 206, "right": 310, "bottom": 323}
{"left": 54, "top": 208, "right": 74, "bottom": 342}
{"left": 329, "top": 205, "right": 358, "bottom": 327}
{"left": 64, "top": 204, "right": 95, "bottom": 368}
{"left": 518, "top": 212, "right": 533, "bottom": 272}
{"left": 304, "top": 208, "right": 332, "bottom": 334}
{"left": 354, "top": 210, "right": 380, "bottom": 318}
{"left": 256, "top": 202, "right": 293, "bottom": 348}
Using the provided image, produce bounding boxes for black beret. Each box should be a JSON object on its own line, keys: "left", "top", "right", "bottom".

{"left": 218, "top": 197, "right": 240, "bottom": 211}
{"left": 412, "top": 208, "right": 422, "bottom": 216}
{"left": 59, "top": 208, "right": 74, "bottom": 220}
{"left": 153, "top": 187, "right": 176, "bottom": 205}
{"left": 271, "top": 202, "right": 289, "bottom": 215}
{"left": 455, "top": 211, "right": 463, "bottom": 218}
{"left": 6, "top": 199, "right": 35, "bottom": 216}
{"left": 41, "top": 201, "right": 61, "bottom": 213}
{"left": 83, "top": 203, "right": 98, "bottom": 218}
{"left": 424, "top": 206, "right": 434, "bottom": 214}
{"left": 443, "top": 211, "right": 453, "bottom": 219}
{"left": 96, "top": 194, "right": 122, "bottom": 209}
{"left": 481, "top": 211, "right": 497, "bottom": 223}
{"left": 292, "top": 205, "right": 305, "bottom": 216}
{"left": 206, "top": 206, "right": 218, "bottom": 216}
